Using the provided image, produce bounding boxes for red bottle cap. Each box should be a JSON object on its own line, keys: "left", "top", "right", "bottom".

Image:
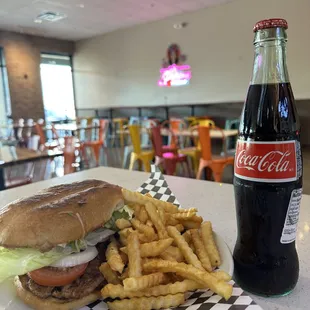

{"left": 253, "top": 18, "right": 288, "bottom": 32}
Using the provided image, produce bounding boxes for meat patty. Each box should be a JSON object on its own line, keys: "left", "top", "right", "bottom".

{"left": 19, "top": 275, "right": 54, "bottom": 299}
{"left": 52, "top": 258, "right": 104, "bottom": 299}
{"left": 19, "top": 257, "right": 105, "bottom": 300}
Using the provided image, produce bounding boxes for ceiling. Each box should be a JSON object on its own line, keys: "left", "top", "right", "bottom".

{"left": 0, "top": 0, "right": 233, "bottom": 41}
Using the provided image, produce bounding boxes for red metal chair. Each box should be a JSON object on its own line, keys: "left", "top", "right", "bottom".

{"left": 151, "top": 126, "right": 189, "bottom": 176}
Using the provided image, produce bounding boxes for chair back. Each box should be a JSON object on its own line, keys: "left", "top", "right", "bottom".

{"left": 198, "top": 126, "right": 212, "bottom": 161}
{"left": 91, "top": 119, "right": 100, "bottom": 141}
{"left": 129, "top": 116, "right": 140, "bottom": 125}
{"left": 151, "top": 126, "right": 163, "bottom": 157}
{"left": 64, "top": 136, "right": 76, "bottom": 175}
{"left": 78, "top": 118, "right": 88, "bottom": 142}
{"left": 140, "top": 119, "right": 157, "bottom": 146}
{"left": 16, "top": 118, "right": 24, "bottom": 142}
{"left": 51, "top": 124, "right": 60, "bottom": 140}
{"left": 26, "top": 119, "right": 34, "bottom": 138}
{"left": 198, "top": 126, "right": 226, "bottom": 161}
{"left": 129, "top": 125, "right": 142, "bottom": 154}
{"left": 98, "top": 119, "right": 109, "bottom": 143}
{"left": 35, "top": 122, "right": 46, "bottom": 146}
{"left": 198, "top": 119, "right": 215, "bottom": 127}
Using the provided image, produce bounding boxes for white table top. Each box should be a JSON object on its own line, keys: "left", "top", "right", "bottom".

{"left": 0, "top": 167, "right": 309, "bottom": 310}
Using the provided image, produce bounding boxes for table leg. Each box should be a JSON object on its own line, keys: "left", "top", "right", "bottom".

{"left": 0, "top": 167, "right": 5, "bottom": 191}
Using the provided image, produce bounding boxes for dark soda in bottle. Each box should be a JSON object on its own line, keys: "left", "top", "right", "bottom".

{"left": 233, "top": 19, "right": 302, "bottom": 296}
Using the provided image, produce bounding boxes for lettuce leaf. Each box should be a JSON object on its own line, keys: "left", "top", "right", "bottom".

{"left": 104, "top": 205, "right": 133, "bottom": 231}
{"left": 0, "top": 246, "right": 69, "bottom": 283}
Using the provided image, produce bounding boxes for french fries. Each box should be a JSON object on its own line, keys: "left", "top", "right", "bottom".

{"left": 123, "top": 272, "right": 169, "bottom": 291}
{"left": 171, "top": 211, "right": 197, "bottom": 220}
{"left": 107, "top": 293, "right": 185, "bottom": 310}
{"left": 100, "top": 188, "right": 232, "bottom": 309}
{"left": 145, "top": 203, "right": 168, "bottom": 239}
{"left": 143, "top": 260, "right": 232, "bottom": 300}
{"left": 190, "top": 229, "right": 212, "bottom": 272}
{"left": 106, "top": 236, "right": 124, "bottom": 273}
{"left": 137, "top": 205, "right": 149, "bottom": 224}
{"left": 102, "top": 280, "right": 202, "bottom": 299}
{"left": 99, "top": 263, "right": 121, "bottom": 285}
{"left": 175, "top": 223, "right": 185, "bottom": 232}
{"left": 116, "top": 218, "right": 132, "bottom": 230}
{"left": 121, "top": 238, "right": 173, "bottom": 257}
{"left": 161, "top": 246, "right": 184, "bottom": 262}
{"left": 167, "top": 226, "right": 203, "bottom": 270}
{"left": 127, "top": 231, "right": 142, "bottom": 277}
{"left": 131, "top": 218, "right": 156, "bottom": 240}
{"left": 212, "top": 270, "right": 232, "bottom": 282}
{"left": 165, "top": 214, "right": 179, "bottom": 226}
{"left": 157, "top": 206, "right": 166, "bottom": 225}
{"left": 177, "top": 208, "right": 198, "bottom": 213}
{"left": 181, "top": 220, "right": 202, "bottom": 229}
{"left": 122, "top": 188, "right": 178, "bottom": 213}
{"left": 201, "top": 221, "right": 221, "bottom": 267}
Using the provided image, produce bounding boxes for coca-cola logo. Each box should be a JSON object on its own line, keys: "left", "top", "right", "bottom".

{"left": 234, "top": 141, "right": 297, "bottom": 182}
{"left": 236, "top": 150, "right": 291, "bottom": 172}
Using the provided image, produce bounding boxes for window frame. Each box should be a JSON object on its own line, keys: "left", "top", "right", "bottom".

{"left": 0, "top": 48, "right": 11, "bottom": 117}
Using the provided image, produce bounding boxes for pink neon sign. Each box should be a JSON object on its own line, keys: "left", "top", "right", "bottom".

{"left": 158, "top": 64, "right": 191, "bottom": 87}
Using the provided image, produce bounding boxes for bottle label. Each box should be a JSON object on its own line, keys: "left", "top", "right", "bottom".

{"left": 235, "top": 140, "right": 298, "bottom": 182}
{"left": 280, "top": 188, "right": 302, "bottom": 244}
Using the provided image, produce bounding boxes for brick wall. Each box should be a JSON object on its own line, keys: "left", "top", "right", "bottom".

{"left": 0, "top": 31, "right": 74, "bottom": 121}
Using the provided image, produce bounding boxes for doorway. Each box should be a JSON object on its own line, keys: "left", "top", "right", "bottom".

{"left": 40, "top": 54, "right": 76, "bottom": 122}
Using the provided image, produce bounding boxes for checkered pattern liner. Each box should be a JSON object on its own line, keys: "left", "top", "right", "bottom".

{"left": 82, "top": 165, "right": 262, "bottom": 310}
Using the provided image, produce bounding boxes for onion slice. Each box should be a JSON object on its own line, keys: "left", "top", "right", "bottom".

{"left": 51, "top": 246, "right": 98, "bottom": 268}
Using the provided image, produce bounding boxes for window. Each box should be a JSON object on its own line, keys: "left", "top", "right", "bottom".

{"left": 40, "top": 54, "right": 76, "bottom": 122}
{"left": 0, "top": 49, "right": 11, "bottom": 122}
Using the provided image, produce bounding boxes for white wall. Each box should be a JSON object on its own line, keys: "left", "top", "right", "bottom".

{"left": 73, "top": 0, "right": 310, "bottom": 109}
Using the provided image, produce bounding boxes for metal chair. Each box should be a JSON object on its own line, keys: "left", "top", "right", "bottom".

{"left": 196, "top": 126, "right": 234, "bottom": 182}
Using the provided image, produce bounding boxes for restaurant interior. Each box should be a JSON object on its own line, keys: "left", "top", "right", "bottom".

{"left": 0, "top": 0, "right": 309, "bottom": 193}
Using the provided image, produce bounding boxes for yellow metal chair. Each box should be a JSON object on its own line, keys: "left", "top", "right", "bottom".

{"left": 128, "top": 125, "right": 154, "bottom": 172}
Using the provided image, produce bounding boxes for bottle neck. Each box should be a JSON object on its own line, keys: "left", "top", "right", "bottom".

{"left": 251, "top": 28, "right": 289, "bottom": 85}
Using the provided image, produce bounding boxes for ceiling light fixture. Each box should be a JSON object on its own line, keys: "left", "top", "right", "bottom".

{"left": 78, "top": 4, "right": 85, "bottom": 8}
{"left": 173, "top": 22, "right": 188, "bottom": 29}
{"left": 34, "top": 19, "right": 42, "bottom": 24}
{"left": 35, "top": 11, "right": 67, "bottom": 23}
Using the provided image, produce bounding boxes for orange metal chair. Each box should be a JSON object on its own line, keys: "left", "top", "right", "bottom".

{"left": 177, "top": 121, "right": 214, "bottom": 174}
{"left": 80, "top": 119, "right": 108, "bottom": 167}
{"left": 160, "top": 119, "right": 186, "bottom": 151}
{"left": 196, "top": 126, "right": 234, "bottom": 182}
{"left": 128, "top": 125, "right": 154, "bottom": 172}
{"left": 35, "top": 120, "right": 60, "bottom": 151}
{"left": 64, "top": 136, "right": 77, "bottom": 175}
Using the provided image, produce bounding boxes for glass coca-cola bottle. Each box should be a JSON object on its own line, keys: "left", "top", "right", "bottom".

{"left": 233, "top": 18, "right": 302, "bottom": 296}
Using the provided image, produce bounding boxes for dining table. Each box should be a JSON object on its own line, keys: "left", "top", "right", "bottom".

{"left": 0, "top": 166, "right": 308, "bottom": 310}
{"left": 117, "top": 128, "right": 238, "bottom": 139}
{"left": 0, "top": 146, "right": 63, "bottom": 191}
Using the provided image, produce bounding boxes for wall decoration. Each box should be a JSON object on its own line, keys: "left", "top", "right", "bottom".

{"left": 158, "top": 44, "right": 191, "bottom": 87}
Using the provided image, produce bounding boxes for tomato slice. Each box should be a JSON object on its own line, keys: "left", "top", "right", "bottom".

{"left": 28, "top": 263, "right": 88, "bottom": 287}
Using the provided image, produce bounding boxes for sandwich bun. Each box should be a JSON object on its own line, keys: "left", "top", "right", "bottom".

{"left": 0, "top": 179, "right": 124, "bottom": 251}
{"left": 14, "top": 276, "right": 100, "bottom": 310}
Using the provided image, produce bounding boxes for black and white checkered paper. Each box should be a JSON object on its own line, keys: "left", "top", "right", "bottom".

{"left": 82, "top": 165, "right": 262, "bottom": 310}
